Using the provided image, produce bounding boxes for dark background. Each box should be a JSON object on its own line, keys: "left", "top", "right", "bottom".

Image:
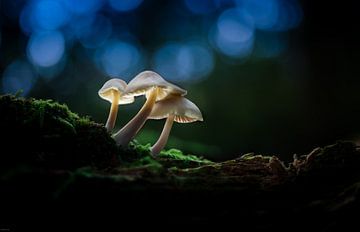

{"left": 1, "top": 0, "right": 359, "bottom": 161}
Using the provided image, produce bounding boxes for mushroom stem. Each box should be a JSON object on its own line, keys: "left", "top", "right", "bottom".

{"left": 105, "top": 90, "right": 120, "bottom": 132}
{"left": 151, "top": 114, "right": 175, "bottom": 156}
{"left": 113, "top": 87, "right": 158, "bottom": 146}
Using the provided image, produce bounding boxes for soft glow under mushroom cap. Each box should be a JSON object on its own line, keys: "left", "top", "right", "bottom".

{"left": 124, "top": 71, "right": 187, "bottom": 101}
{"left": 98, "top": 78, "right": 134, "bottom": 104}
{"left": 148, "top": 95, "right": 203, "bottom": 123}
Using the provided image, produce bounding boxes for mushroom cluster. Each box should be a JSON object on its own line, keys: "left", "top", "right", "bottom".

{"left": 98, "top": 71, "right": 203, "bottom": 156}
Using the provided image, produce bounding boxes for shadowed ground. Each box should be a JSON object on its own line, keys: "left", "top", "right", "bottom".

{"left": 0, "top": 95, "right": 359, "bottom": 230}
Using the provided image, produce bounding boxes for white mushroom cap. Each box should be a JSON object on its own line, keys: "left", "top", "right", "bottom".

{"left": 124, "top": 71, "right": 187, "bottom": 101}
{"left": 148, "top": 95, "right": 203, "bottom": 123}
{"left": 98, "top": 78, "right": 134, "bottom": 104}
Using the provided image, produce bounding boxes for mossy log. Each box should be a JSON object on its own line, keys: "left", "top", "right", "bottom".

{"left": 0, "top": 95, "right": 359, "bottom": 230}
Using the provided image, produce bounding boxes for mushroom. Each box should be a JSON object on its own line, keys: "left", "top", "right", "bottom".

{"left": 98, "top": 78, "right": 134, "bottom": 132}
{"left": 147, "top": 95, "right": 203, "bottom": 156}
{"left": 113, "top": 71, "right": 186, "bottom": 146}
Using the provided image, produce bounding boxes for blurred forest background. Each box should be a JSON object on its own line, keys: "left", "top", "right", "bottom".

{"left": 1, "top": 0, "right": 359, "bottom": 161}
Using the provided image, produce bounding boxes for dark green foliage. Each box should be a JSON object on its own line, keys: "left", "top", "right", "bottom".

{"left": 158, "top": 148, "right": 212, "bottom": 168}
{"left": 0, "top": 95, "right": 209, "bottom": 171}
{"left": 0, "top": 95, "right": 117, "bottom": 170}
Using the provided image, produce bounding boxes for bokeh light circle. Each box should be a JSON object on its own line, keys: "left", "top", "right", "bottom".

{"left": 2, "top": 59, "right": 38, "bottom": 95}
{"left": 78, "top": 15, "right": 112, "bottom": 48}
{"left": 211, "top": 8, "right": 255, "bottom": 58}
{"left": 33, "top": 0, "right": 70, "bottom": 30}
{"left": 27, "top": 31, "right": 65, "bottom": 67}
{"left": 96, "top": 40, "right": 143, "bottom": 80}
{"left": 62, "top": 0, "right": 103, "bottom": 15}
{"left": 236, "top": 0, "right": 279, "bottom": 30}
{"left": 153, "top": 41, "right": 214, "bottom": 83}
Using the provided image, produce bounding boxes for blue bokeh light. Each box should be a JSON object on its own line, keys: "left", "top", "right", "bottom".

{"left": 237, "top": 0, "right": 279, "bottom": 30}
{"left": 96, "top": 40, "right": 143, "bottom": 80}
{"left": 32, "top": 0, "right": 70, "bottom": 30}
{"left": 235, "top": 0, "right": 303, "bottom": 31}
{"left": 179, "top": 42, "right": 214, "bottom": 82}
{"left": 66, "top": 14, "right": 94, "bottom": 38}
{"left": 211, "top": 8, "right": 255, "bottom": 58}
{"left": 153, "top": 41, "right": 214, "bottom": 83}
{"left": 2, "top": 59, "right": 38, "bottom": 95}
{"left": 19, "top": 3, "right": 36, "bottom": 34}
{"left": 19, "top": 0, "right": 70, "bottom": 33}
{"left": 35, "top": 55, "right": 67, "bottom": 81}
{"left": 108, "top": 0, "right": 143, "bottom": 12}
{"left": 153, "top": 43, "right": 181, "bottom": 81}
{"left": 78, "top": 15, "right": 112, "bottom": 48}
{"left": 27, "top": 31, "right": 66, "bottom": 67}
{"left": 184, "top": 0, "right": 219, "bottom": 15}
{"left": 62, "top": 0, "right": 103, "bottom": 15}
{"left": 12, "top": 0, "right": 304, "bottom": 88}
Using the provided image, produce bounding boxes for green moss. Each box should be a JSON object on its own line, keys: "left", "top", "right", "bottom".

{"left": 118, "top": 143, "right": 163, "bottom": 174}
{"left": 136, "top": 129, "right": 222, "bottom": 157}
{"left": 157, "top": 148, "right": 213, "bottom": 168}
{"left": 131, "top": 141, "right": 152, "bottom": 157}
{"left": 0, "top": 95, "right": 117, "bottom": 170}
{"left": 125, "top": 156, "right": 164, "bottom": 174}
{"left": 159, "top": 148, "right": 211, "bottom": 163}
{"left": 116, "top": 141, "right": 212, "bottom": 170}
{"left": 0, "top": 94, "right": 212, "bottom": 172}
{"left": 115, "top": 141, "right": 152, "bottom": 164}
{"left": 240, "top": 153, "right": 272, "bottom": 161}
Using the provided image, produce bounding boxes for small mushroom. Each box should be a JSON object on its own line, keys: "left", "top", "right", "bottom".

{"left": 98, "top": 78, "right": 134, "bottom": 132}
{"left": 147, "top": 95, "right": 203, "bottom": 156}
{"left": 113, "top": 71, "right": 186, "bottom": 146}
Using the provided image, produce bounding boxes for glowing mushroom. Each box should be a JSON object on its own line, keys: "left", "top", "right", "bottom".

{"left": 98, "top": 78, "right": 134, "bottom": 132}
{"left": 113, "top": 71, "right": 186, "bottom": 146}
{"left": 148, "top": 95, "right": 203, "bottom": 156}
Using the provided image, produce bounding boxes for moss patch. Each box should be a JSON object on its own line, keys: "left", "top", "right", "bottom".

{"left": 240, "top": 153, "right": 272, "bottom": 161}
{"left": 0, "top": 95, "right": 117, "bottom": 170}
{"left": 0, "top": 95, "right": 209, "bottom": 171}
{"left": 157, "top": 148, "right": 213, "bottom": 168}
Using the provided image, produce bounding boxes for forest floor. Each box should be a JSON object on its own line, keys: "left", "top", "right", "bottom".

{"left": 1, "top": 94, "right": 359, "bottom": 230}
